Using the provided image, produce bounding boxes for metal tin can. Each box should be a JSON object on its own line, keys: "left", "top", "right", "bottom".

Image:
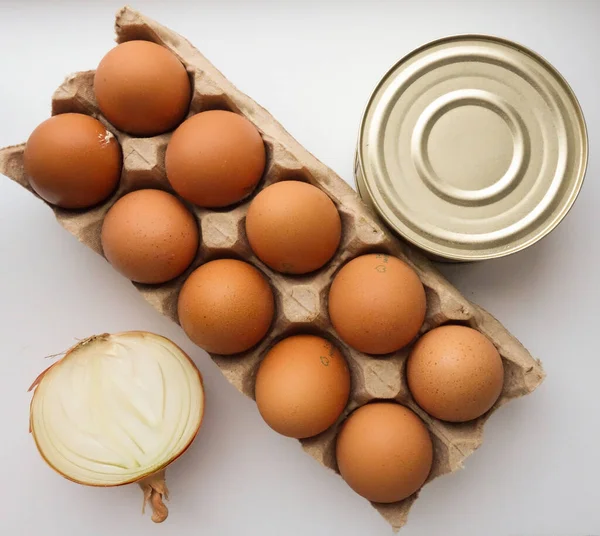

{"left": 355, "top": 35, "right": 588, "bottom": 262}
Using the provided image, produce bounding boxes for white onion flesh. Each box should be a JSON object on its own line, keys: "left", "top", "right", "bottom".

{"left": 29, "top": 332, "right": 204, "bottom": 521}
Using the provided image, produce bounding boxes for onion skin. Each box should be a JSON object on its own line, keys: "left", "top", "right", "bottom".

{"left": 28, "top": 331, "right": 205, "bottom": 523}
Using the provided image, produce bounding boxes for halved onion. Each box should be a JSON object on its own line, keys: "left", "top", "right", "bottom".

{"left": 29, "top": 331, "right": 205, "bottom": 523}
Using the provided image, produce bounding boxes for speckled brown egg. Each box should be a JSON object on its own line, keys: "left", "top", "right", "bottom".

{"left": 165, "top": 110, "right": 265, "bottom": 208}
{"left": 336, "top": 402, "right": 433, "bottom": 503}
{"left": 407, "top": 325, "right": 504, "bottom": 422}
{"left": 23, "top": 113, "right": 121, "bottom": 209}
{"left": 255, "top": 335, "right": 350, "bottom": 439}
{"left": 245, "top": 181, "right": 342, "bottom": 274}
{"left": 328, "top": 254, "right": 426, "bottom": 355}
{"left": 101, "top": 189, "right": 198, "bottom": 284}
{"left": 94, "top": 40, "right": 191, "bottom": 136}
{"left": 178, "top": 259, "right": 274, "bottom": 355}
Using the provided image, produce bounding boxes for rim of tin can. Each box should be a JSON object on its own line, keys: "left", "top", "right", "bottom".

{"left": 356, "top": 33, "right": 589, "bottom": 262}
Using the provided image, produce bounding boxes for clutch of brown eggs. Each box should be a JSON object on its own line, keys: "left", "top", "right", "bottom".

{"left": 0, "top": 6, "right": 545, "bottom": 530}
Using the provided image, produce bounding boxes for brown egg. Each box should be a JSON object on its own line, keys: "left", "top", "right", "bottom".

{"left": 101, "top": 189, "right": 198, "bottom": 284}
{"left": 255, "top": 335, "right": 350, "bottom": 438}
{"left": 245, "top": 181, "right": 342, "bottom": 274}
{"left": 178, "top": 259, "right": 274, "bottom": 355}
{"left": 165, "top": 110, "right": 265, "bottom": 208}
{"left": 94, "top": 40, "right": 191, "bottom": 136}
{"left": 328, "top": 254, "right": 426, "bottom": 354}
{"left": 407, "top": 325, "right": 505, "bottom": 422}
{"left": 23, "top": 113, "right": 121, "bottom": 209}
{"left": 336, "top": 403, "right": 433, "bottom": 503}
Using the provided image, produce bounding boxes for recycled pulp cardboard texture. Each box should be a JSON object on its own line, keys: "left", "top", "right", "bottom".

{"left": 0, "top": 6, "right": 545, "bottom": 530}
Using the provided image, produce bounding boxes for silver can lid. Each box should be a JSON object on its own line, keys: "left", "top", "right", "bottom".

{"left": 357, "top": 35, "right": 588, "bottom": 261}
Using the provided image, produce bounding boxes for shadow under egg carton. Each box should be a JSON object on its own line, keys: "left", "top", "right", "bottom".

{"left": 0, "top": 6, "right": 545, "bottom": 530}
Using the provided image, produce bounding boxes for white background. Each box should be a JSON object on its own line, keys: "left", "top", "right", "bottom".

{"left": 0, "top": 1, "right": 598, "bottom": 535}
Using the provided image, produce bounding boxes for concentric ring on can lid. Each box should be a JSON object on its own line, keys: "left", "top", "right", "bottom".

{"left": 356, "top": 35, "right": 588, "bottom": 261}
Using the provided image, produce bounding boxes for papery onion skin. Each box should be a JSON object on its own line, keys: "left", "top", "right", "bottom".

{"left": 28, "top": 331, "right": 205, "bottom": 523}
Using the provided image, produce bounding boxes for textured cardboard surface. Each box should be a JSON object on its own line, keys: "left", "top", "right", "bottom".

{"left": 0, "top": 6, "right": 544, "bottom": 530}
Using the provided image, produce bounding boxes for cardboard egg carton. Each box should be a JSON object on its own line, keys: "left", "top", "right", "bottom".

{"left": 0, "top": 6, "right": 545, "bottom": 529}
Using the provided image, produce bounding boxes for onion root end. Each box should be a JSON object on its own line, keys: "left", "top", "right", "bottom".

{"left": 139, "top": 470, "right": 169, "bottom": 523}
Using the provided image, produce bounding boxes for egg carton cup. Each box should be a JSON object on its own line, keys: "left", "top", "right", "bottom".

{"left": 0, "top": 6, "right": 545, "bottom": 530}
